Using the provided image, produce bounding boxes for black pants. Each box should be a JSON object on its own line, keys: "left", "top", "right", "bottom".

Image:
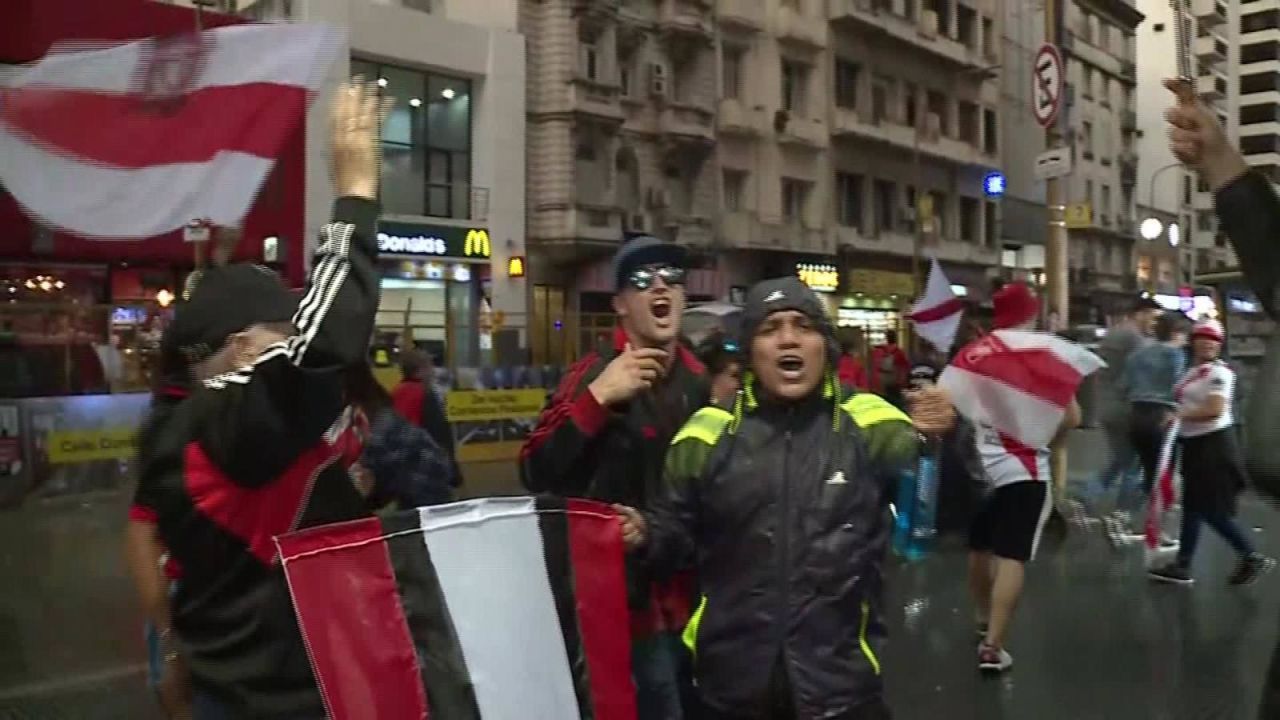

{"left": 699, "top": 661, "right": 892, "bottom": 720}
{"left": 1129, "top": 403, "right": 1174, "bottom": 496}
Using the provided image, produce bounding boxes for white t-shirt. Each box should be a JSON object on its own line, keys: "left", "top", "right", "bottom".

{"left": 1176, "top": 360, "right": 1235, "bottom": 438}
{"left": 973, "top": 422, "right": 1051, "bottom": 488}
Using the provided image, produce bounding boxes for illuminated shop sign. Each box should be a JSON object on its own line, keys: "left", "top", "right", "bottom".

{"left": 796, "top": 263, "right": 839, "bottom": 293}
{"left": 377, "top": 222, "right": 492, "bottom": 259}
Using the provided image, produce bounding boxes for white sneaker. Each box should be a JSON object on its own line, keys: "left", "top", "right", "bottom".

{"left": 978, "top": 643, "right": 1013, "bottom": 673}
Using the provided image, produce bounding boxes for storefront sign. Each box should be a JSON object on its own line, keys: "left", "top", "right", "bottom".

{"left": 846, "top": 269, "right": 914, "bottom": 297}
{"left": 445, "top": 388, "right": 546, "bottom": 423}
{"left": 45, "top": 427, "right": 137, "bottom": 465}
{"left": 796, "top": 263, "right": 839, "bottom": 293}
{"left": 377, "top": 222, "right": 492, "bottom": 260}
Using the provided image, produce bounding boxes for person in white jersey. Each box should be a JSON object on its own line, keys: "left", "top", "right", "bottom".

{"left": 967, "top": 283, "right": 1081, "bottom": 674}
{"left": 1148, "top": 319, "right": 1276, "bottom": 586}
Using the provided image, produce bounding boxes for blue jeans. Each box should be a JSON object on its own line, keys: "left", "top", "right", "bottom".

{"left": 633, "top": 631, "right": 685, "bottom": 720}
{"left": 1089, "top": 420, "right": 1144, "bottom": 514}
{"left": 1179, "top": 509, "right": 1256, "bottom": 565}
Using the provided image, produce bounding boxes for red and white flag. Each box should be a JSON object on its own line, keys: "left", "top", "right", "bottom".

{"left": 907, "top": 257, "right": 964, "bottom": 353}
{"left": 0, "top": 24, "right": 340, "bottom": 238}
{"left": 1145, "top": 420, "right": 1180, "bottom": 564}
{"left": 277, "top": 496, "right": 636, "bottom": 720}
{"left": 939, "top": 330, "right": 1105, "bottom": 448}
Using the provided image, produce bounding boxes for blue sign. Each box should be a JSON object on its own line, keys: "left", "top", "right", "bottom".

{"left": 983, "top": 172, "right": 1006, "bottom": 197}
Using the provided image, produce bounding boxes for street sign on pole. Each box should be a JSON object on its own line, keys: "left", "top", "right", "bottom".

{"left": 1064, "top": 203, "right": 1093, "bottom": 229}
{"left": 1032, "top": 43, "right": 1064, "bottom": 129}
{"left": 1034, "top": 147, "right": 1073, "bottom": 180}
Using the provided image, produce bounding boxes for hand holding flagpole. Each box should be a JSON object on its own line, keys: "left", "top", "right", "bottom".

{"left": 332, "top": 78, "right": 393, "bottom": 200}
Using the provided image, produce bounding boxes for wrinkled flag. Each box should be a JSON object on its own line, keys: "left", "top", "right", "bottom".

{"left": 940, "top": 329, "right": 1105, "bottom": 449}
{"left": 276, "top": 496, "right": 637, "bottom": 720}
{"left": 0, "top": 24, "right": 340, "bottom": 238}
{"left": 907, "top": 257, "right": 964, "bottom": 354}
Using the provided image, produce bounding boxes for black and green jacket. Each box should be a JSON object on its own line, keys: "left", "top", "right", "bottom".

{"left": 645, "top": 375, "right": 916, "bottom": 718}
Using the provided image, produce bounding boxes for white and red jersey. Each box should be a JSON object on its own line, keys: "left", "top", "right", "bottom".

{"left": 1176, "top": 360, "right": 1235, "bottom": 438}
{"left": 973, "top": 422, "right": 1051, "bottom": 488}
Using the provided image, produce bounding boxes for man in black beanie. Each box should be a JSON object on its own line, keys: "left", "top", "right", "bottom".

{"left": 618, "top": 276, "right": 953, "bottom": 720}
{"left": 139, "top": 80, "right": 386, "bottom": 719}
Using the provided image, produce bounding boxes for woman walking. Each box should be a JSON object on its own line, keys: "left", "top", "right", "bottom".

{"left": 1148, "top": 320, "right": 1276, "bottom": 586}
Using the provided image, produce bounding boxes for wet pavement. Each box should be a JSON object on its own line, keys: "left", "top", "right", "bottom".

{"left": 0, "top": 429, "right": 1277, "bottom": 719}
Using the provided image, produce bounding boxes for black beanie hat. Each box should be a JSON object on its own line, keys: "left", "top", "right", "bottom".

{"left": 738, "top": 276, "right": 839, "bottom": 367}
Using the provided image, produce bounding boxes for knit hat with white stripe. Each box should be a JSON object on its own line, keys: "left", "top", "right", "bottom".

{"left": 169, "top": 263, "right": 298, "bottom": 364}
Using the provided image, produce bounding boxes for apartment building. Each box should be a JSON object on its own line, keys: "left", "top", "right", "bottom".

{"left": 522, "top": 0, "right": 1005, "bottom": 355}
{"left": 157, "top": 0, "right": 529, "bottom": 368}
{"left": 1058, "top": 0, "right": 1145, "bottom": 323}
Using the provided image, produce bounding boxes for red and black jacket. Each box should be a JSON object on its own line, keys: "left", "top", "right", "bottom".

{"left": 520, "top": 327, "right": 708, "bottom": 628}
{"left": 138, "top": 197, "right": 380, "bottom": 718}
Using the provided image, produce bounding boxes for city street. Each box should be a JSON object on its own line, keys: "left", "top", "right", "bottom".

{"left": 1, "top": 429, "right": 1276, "bottom": 719}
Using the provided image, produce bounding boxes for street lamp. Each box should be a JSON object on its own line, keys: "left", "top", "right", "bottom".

{"left": 1139, "top": 217, "right": 1163, "bottom": 241}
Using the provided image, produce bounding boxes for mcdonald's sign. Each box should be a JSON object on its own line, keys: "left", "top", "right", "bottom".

{"left": 377, "top": 222, "right": 492, "bottom": 260}
{"left": 464, "top": 229, "right": 491, "bottom": 258}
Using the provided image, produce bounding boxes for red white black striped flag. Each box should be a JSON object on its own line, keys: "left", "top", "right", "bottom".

{"left": 276, "top": 496, "right": 636, "bottom": 720}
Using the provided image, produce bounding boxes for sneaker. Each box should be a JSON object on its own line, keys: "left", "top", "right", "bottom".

{"left": 1229, "top": 554, "right": 1277, "bottom": 587}
{"left": 1104, "top": 515, "right": 1133, "bottom": 548}
{"left": 1148, "top": 562, "right": 1194, "bottom": 585}
{"left": 978, "top": 643, "right": 1013, "bottom": 673}
{"left": 1160, "top": 536, "right": 1180, "bottom": 551}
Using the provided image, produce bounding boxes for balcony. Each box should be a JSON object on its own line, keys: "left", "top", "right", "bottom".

{"left": 776, "top": 111, "right": 829, "bottom": 150}
{"left": 572, "top": 0, "right": 621, "bottom": 25}
{"left": 1194, "top": 35, "right": 1228, "bottom": 66}
{"left": 665, "top": 215, "right": 715, "bottom": 248}
{"left": 717, "top": 98, "right": 767, "bottom": 136}
{"left": 658, "top": 0, "right": 714, "bottom": 45}
{"left": 1192, "top": 0, "right": 1228, "bottom": 27}
{"left": 716, "top": 0, "right": 764, "bottom": 31}
{"left": 830, "top": 107, "right": 919, "bottom": 149}
{"left": 1197, "top": 72, "right": 1228, "bottom": 101}
{"left": 659, "top": 102, "right": 716, "bottom": 146}
{"left": 776, "top": 4, "right": 828, "bottom": 50}
{"left": 827, "top": 0, "right": 986, "bottom": 70}
{"left": 570, "top": 203, "right": 623, "bottom": 244}
{"left": 568, "top": 77, "right": 625, "bottom": 124}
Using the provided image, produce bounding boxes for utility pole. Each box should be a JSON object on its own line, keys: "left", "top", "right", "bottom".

{"left": 1042, "top": 0, "right": 1071, "bottom": 503}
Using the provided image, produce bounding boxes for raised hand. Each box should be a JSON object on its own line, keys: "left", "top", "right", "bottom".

{"left": 905, "top": 385, "right": 955, "bottom": 436}
{"left": 331, "top": 78, "right": 392, "bottom": 200}
{"left": 588, "top": 343, "right": 669, "bottom": 407}
{"left": 1163, "top": 77, "right": 1246, "bottom": 192}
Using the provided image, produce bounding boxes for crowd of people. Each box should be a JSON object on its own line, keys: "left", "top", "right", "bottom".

{"left": 119, "top": 77, "right": 1280, "bottom": 720}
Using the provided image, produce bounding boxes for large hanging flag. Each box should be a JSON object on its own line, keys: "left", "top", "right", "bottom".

{"left": 940, "top": 330, "right": 1105, "bottom": 449}
{"left": 276, "top": 496, "right": 636, "bottom": 720}
{"left": 907, "top": 257, "right": 964, "bottom": 353}
{"left": 0, "top": 24, "right": 340, "bottom": 238}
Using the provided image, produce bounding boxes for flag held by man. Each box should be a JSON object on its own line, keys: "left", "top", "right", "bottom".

{"left": 276, "top": 496, "right": 637, "bottom": 720}
{"left": 0, "top": 24, "right": 341, "bottom": 238}
{"left": 940, "top": 330, "right": 1105, "bottom": 449}
{"left": 908, "top": 257, "right": 964, "bottom": 354}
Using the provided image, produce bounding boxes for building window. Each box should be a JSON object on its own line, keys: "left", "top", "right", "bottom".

{"left": 781, "top": 60, "right": 809, "bottom": 114}
{"left": 1240, "top": 72, "right": 1280, "bottom": 95}
{"left": 1081, "top": 121, "right": 1094, "bottom": 158}
{"left": 982, "top": 108, "right": 998, "bottom": 155}
{"left": 1240, "top": 103, "right": 1280, "bottom": 125}
{"left": 1100, "top": 75, "right": 1111, "bottom": 107}
{"left": 902, "top": 81, "right": 918, "bottom": 127}
{"left": 1101, "top": 183, "right": 1111, "bottom": 218}
{"left": 1242, "top": 10, "right": 1280, "bottom": 35}
{"left": 722, "top": 46, "right": 743, "bottom": 100}
{"left": 959, "top": 196, "right": 978, "bottom": 243}
{"left": 1198, "top": 210, "right": 1214, "bottom": 231}
{"left": 1085, "top": 179, "right": 1094, "bottom": 210}
{"left": 580, "top": 42, "right": 599, "bottom": 81}
{"left": 981, "top": 17, "right": 994, "bottom": 57}
{"left": 723, "top": 169, "right": 746, "bottom": 212}
{"left": 1183, "top": 174, "right": 1193, "bottom": 204}
{"left": 1241, "top": 134, "right": 1280, "bottom": 155}
{"left": 835, "top": 58, "right": 860, "bottom": 109}
{"left": 620, "top": 63, "right": 632, "bottom": 97}
{"left": 957, "top": 5, "right": 977, "bottom": 49}
{"left": 874, "top": 179, "right": 896, "bottom": 234}
{"left": 959, "top": 101, "right": 979, "bottom": 144}
{"left": 836, "top": 172, "right": 865, "bottom": 230}
{"left": 351, "top": 59, "right": 472, "bottom": 219}
{"left": 782, "top": 178, "right": 810, "bottom": 223}
{"left": 926, "top": 90, "right": 948, "bottom": 137}
{"left": 1082, "top": 65, "right": 1094, "bottom": 99}
{"left": 1241, "top": 42, "right": 1280, "bottom": 64}
{"left": 930, "top": 191, "right": 947, "bottom": 238}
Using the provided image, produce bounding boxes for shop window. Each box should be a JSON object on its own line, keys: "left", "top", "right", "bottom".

{"left": 352, "top": 58, "right": 472, "bottom": 220}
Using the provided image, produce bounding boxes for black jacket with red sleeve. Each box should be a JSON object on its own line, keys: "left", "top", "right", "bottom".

{"left": 520, "top": 327, "right": 708, "bottom": 612}
{"left": 140, "top": 197, "right": 379, "bottom": 718}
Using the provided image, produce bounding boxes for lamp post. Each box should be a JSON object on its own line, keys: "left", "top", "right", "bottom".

{"left": 1141, "top": 162, "right": 1190, "bottom": 281}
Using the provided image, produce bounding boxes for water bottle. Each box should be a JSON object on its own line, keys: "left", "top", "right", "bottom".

{"left": 891, "top": 463, "right": 916, "bottom": 558}
{"left": 907, "top": 440, "right": 940, "bottom": 560}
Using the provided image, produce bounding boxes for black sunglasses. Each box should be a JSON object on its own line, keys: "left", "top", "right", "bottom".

{"left": 626, "top": 264, "right": 686, "bottom": 291}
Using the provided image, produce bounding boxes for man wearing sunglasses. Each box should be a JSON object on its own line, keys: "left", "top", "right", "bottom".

{"left": 521, "top": 235, "right": 709, "bottom": 720}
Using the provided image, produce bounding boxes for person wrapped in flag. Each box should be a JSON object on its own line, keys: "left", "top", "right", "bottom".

{"left": 140, "top": 80, "right": 387, "bottom": 718}
{"left": 938, "top": 282, "right": 1094, "bottom": 674}
{"left": 616, "top": 276, "right": 954, "bottom": 719}
{"left": 1147, "top": 319, "right": 1276, "bottom": 586}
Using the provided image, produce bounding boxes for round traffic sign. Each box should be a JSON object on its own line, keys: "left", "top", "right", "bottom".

{"left": 1032, "top": 43, "right": 1063, "bottom": 129}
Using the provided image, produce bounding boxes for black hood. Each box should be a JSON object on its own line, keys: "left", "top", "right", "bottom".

{"left": 738, "top": 276, "right": 839, "bottom": 368}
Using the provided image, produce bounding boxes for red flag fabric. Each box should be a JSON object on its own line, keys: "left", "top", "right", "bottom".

{"left": 275, "top": 496, "right": 636, "bottom": 720}
{"left": 0, "top": 24, "right": 339, "bottom": 238}
{"left": 940, "top": 330, "right": 1105, "bottom": 449}
{"left": 907, "top": 258, "right": 963, "bottom": 353}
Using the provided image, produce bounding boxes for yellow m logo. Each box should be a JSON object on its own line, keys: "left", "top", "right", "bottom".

{"left": 465, "top": 229, "right": 491, "bottom": 258}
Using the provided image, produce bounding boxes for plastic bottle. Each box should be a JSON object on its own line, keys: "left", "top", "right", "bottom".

{"left": 891, "top": 462, "right": 916, "bottom": 558}
{"left": 907, "top": 439, "right": 940, "bottom": 560}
